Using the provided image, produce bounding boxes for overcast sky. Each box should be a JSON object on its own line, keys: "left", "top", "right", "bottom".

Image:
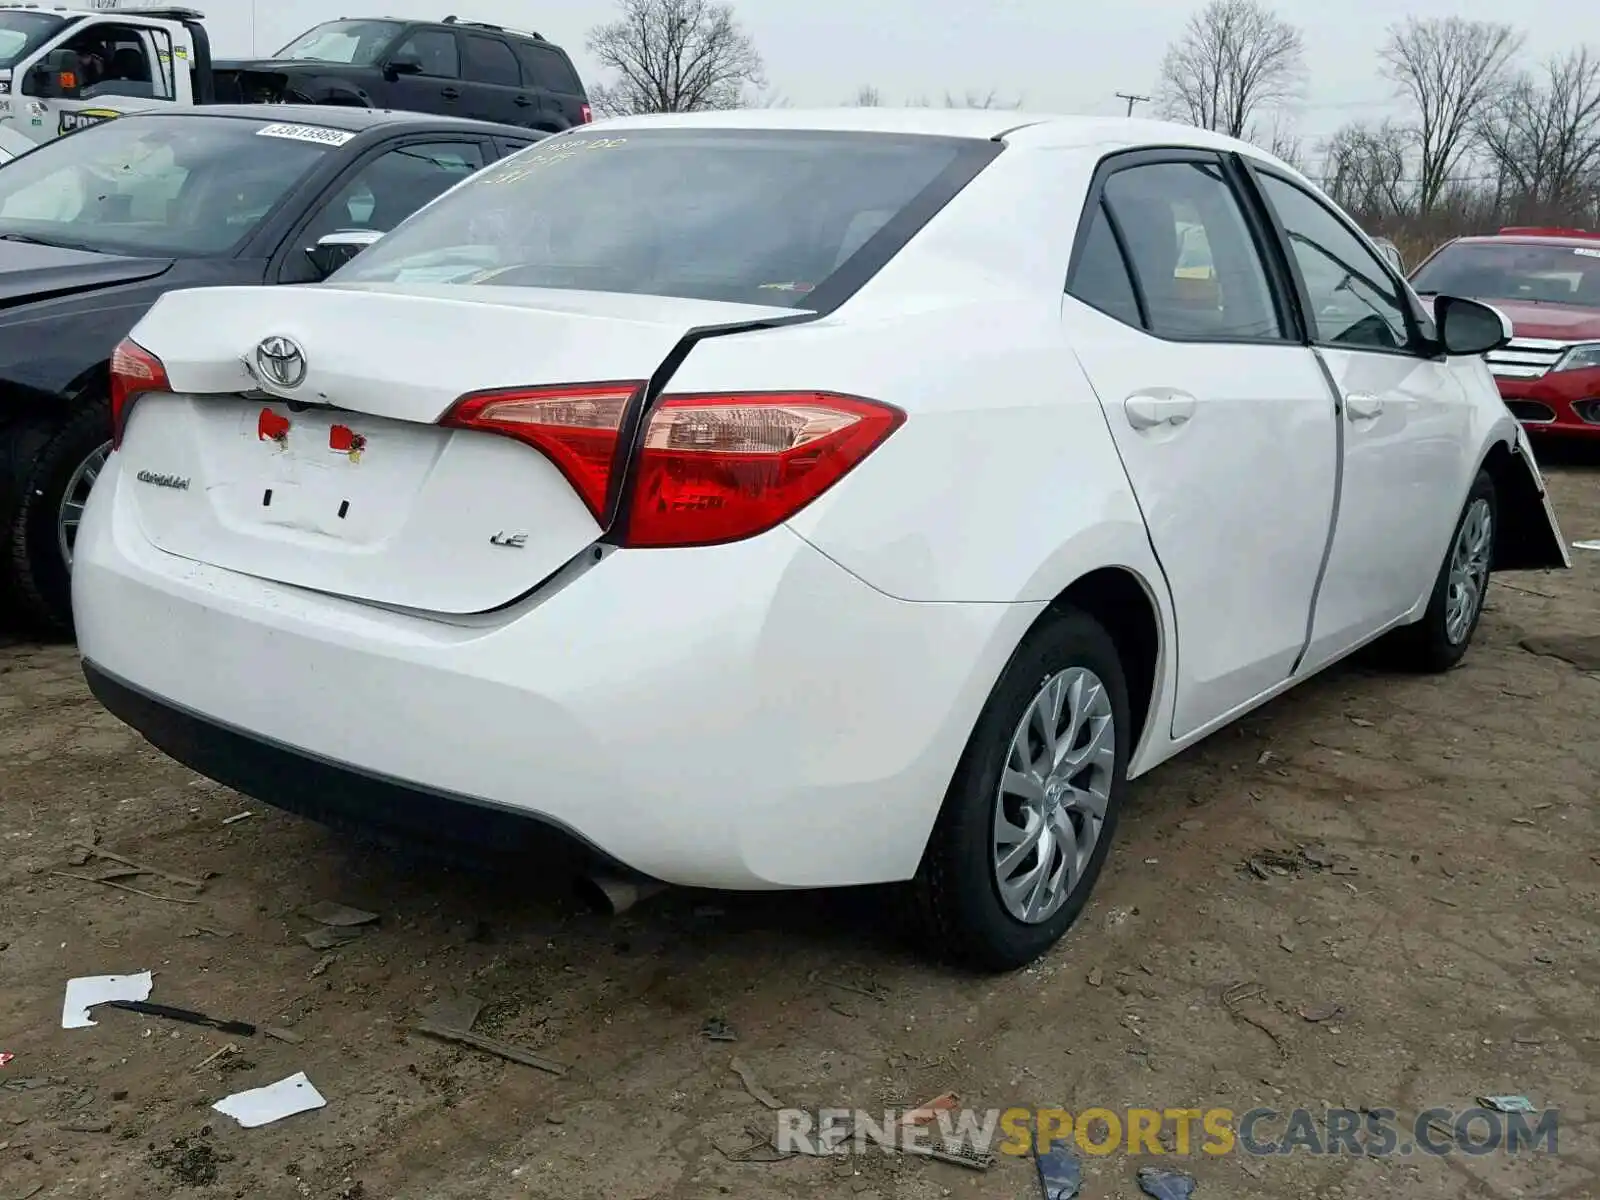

{"left": 203, "top": 0, "right": 1587, "bottom": 143}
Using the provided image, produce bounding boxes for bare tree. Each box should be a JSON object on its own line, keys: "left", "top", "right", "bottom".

{"left": 1158, "top": 0, "right": 1304, "bottom": 138}
{"left": 850, "top": 84, "right": 883, "bottom": 107}
{"left": 1253, "top": 113, "right": 1305, "bottom": 171}
{"left": 585, "top": 0, "right": 765, "bottom": 117}
{"left": 904, "top": 89, "right": 1020, "bottom": 110}
{"left": 1476, "top": 48, "right": 1600, "bottom": 214}
{"left": 1379, "top": 17, "right": 1522, "bottom": 214}
{"left": 1318, "top": 120, "right": 1414, "bottom": 220}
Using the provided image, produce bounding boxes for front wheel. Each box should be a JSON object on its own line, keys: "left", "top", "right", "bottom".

{"left": 1385, "top": 469, "right": 1497, "bottom": 673}
{"left": 906, "top": 607, "right": 1131, "bottom": 972}
{"left": 5, "top": 398, "right": 112, "bottom": 636}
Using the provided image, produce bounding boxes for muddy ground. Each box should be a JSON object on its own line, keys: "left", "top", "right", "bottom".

{"left": 1, "top": 459, "right": 1597, "bottom": 1200}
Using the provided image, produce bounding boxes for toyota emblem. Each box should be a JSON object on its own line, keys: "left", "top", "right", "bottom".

{"left": 255, "top": 335, "right": 307, "bottom": 389}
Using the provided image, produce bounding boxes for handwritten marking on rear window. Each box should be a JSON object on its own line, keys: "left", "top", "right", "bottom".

{"left": 481, "top": 137, "right": 628, "bottom": 184}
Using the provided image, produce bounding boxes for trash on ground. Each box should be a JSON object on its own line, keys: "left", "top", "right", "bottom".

{"left": 0, "top": 1052, "right": 12, "bottom": 1068}
{"left": 902, "top": 1140, "right": 995, "bottom": 1170}
{"left": 221, "top": 811, "right": 253, "bottom": 825}
{"left": 1137, "top": 1165, "right": 1197, "bottom": 1199}
{"left": 194, "top": 1044, "right": 238, "bottom": 1071}
{"left": 1573, "top": 539, "right": 1600, "bottom": 551}
{"left": 730, "top": 1057, "right": 782, "bottom": 1110}
{"left": 899, "top": 1091, "right": 958, "bottom": 1127}
{"left": 49, "top": 870, "right": 201, "bottom": 905}
{"left": 95, "top": 999, "right": 255, "bottom": 1037}
{"left": 819, "top": 977, "right": 889, "bottom": 1003}
{"left": 701, "top": 1017, "right": 737, "bottom": 1042}
{"left": 302, "top": 926, "right": 364, "bottom": 950}
{"left": 62, "top": 972, "right": 153, "bottom": 1029}
{"left": 415, "top": 990, "right": 484, "bottom": 1031}
{"left": 1478, "top": 1094, "right": 1535, "bottom": 1113}
{"left": 1297, "top": 1001, "right": 1344, "bottom": 1023}
{"left": 261, "top": 1026, "right": 304, "bottom": 1046}
{"left": 713, "top": 1124, "right": 790, "bottom": 1163}
{"left": 59, "top": 1118, "right": 112, "bottom": 1133}
{"left": 1037, "top": 1141, "right": 1083, "bottom": 1199}
{"left": 308, "top": 953, "right": 337, "bottom": 979}
{"left": 73, "top": 844, "right": 206, "bottom": 891}
{"left": 413, "top": 1019, "right": 567, "bottom": 1076}
{"left": 302, "top": 901, "right": 380, "bottom": 928}
{"left": 212, "top": 1071, "right": 326, "bottom": 1128}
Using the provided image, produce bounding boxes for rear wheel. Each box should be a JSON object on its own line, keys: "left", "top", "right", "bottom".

{"left": 907, "top": 607, "right": 1131, "bottom": 971}
{"left": 5, "top": 398, "right": 112, "bottom": 636}
{"left": 1384, "top": 469, "right": 1496, "bottom": 673}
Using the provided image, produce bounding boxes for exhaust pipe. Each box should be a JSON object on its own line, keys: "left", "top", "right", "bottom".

{"left": 575, "top": 872, "right": 667, "bottom": 916}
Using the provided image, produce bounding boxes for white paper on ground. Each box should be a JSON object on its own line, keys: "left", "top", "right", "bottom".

{"left": 61, "top": 971, "right": 153, "bottom": 1029}
{"left": 1574, "top": 540, "right": 1600, "bottom": 551}
{"left": 213, "top": 1072, "right": 327, "bottom": 1128}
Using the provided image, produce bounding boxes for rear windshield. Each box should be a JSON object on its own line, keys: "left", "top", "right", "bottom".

{"left": 331, "top": 129, "right": 993, "bottom": 308}
{"left": 1410, "top": 240, "right": 1600, "bottom": 307}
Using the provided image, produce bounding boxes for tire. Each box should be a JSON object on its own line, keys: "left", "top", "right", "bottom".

{"left": 1385, "top": 468, "right": 1496, "bottom": 673}
{"left": 906, "top": 606, "right": 1132, "bottom": 972}
{"left": 5, "top": 397, "right": 112, "bottom": 637}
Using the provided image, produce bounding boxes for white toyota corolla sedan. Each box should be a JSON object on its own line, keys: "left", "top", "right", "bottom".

{"left": 73, "top": 110, "right": 1568, "bottom": 970}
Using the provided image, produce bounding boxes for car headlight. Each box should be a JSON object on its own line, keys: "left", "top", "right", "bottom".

{"left": 1552, "top": 342, "right": 1600, "bottom": 372}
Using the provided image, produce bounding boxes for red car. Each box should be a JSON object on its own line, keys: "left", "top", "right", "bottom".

{"left": 1410, "top": 226, "right": 1600, "bottom": 438}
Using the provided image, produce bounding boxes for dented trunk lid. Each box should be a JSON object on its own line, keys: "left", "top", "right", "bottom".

{"left": 116, "top": 283, "right": 794, "bottom": 613}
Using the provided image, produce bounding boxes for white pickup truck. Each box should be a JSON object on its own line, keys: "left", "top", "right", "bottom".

{"left": 0, "top": 0, "right": 220, "bottom": 149}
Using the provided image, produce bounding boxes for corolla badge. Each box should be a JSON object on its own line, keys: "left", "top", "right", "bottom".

{"left": 255, "top": 335, "right": 307, "bottom": 389}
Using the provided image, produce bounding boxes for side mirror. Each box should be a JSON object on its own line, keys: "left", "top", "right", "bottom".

{"left": 27, "top": 48, "right": 83, "bottom": 98}
{"left": 305, "top": 228, "right": 382, "bottom": 278}
{"left": 1374, "top": 240, "right": 1404, "bottom": 273}
{"left": 1434, "top": 294, "right": 1512, "bottom": 357}
{"left": 383, "top": 53, "right": 424, "bottom": 79}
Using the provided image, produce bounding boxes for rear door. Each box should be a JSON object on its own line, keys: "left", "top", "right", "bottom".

{"left": 458, "top": 32, "right": 525, "bottom": 125}
{"left": 1062, "top": 149, "right": 1340, "bottom": 739}
{"left": 512, "top": 40, "right": 586, "bottom": 130}
{"left": 1247, "top": 167, "right": 1469, "bottom": 671}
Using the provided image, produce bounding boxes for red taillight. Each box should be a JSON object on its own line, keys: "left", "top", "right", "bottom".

{"left": 109, "top": 337, "right": 170, "bottom": 449}
{"left": 441, "top": 382, "right": 639, "bottom": 520}
{"left": 624, "top": 393, "right": 904, "bottom": 547}
{"left": 578, "top": 102, "right": 592, "bottom": 124}
{"left": 441, "top": 387, "right": 903, "bottom": 548}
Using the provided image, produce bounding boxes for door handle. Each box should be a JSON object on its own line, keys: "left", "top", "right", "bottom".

{"left": 440, "top": 86, "right": 460, "bottom": 100}
{"left": 1345, "top": 392, "right": 1384, "bottom": 420}
{"left": 514, "top": 94, "right": 533, "bottom": 106}
{"left": 1124, "top": 393, "right": 1197, "bottom": 430}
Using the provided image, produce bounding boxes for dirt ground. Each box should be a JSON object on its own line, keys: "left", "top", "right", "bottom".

{"left": 1, "top": 459, "right": 1597, "bottom": 1200}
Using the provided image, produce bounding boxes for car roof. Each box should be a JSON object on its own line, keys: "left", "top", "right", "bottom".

{"left": 128, "top": 104, "right": 543, "bottom": 139}
{"left": 586, "top": 107, "right": 1286, "bottom": 153}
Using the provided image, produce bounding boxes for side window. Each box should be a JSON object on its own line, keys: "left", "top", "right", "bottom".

{"left": 462, "top": 35, "right": 519, "bottom": 87}
{"left": 1067, "top": 200, "right": 1142, "bottom": 328}
{"left": 392, "top": 29, "right": 459, "bottom": 79}
{"left": 1101, "top": 160, "right": 1285, "bottom": 341}
{"left": 61, "top": 23, "right": 161, "bottom": 100}
{"left": 288, "top": 141, "right": 485, "bottom": 280}
{"left": 1256, "top": 174, "right": 1413, "bottom": 352}
{"left": 514, "top": 42, "right": 581, "bottom": 93}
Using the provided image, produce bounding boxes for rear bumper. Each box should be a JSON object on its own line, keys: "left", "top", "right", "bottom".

{"left": 73, "top": 454, "right": 1042, "bottom": 889}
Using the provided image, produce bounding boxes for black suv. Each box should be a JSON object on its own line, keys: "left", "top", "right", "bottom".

{"left": 214, "top": 15, "right": 591, "bottom": 132}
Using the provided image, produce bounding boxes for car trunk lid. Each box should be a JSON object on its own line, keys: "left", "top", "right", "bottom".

{"left": 116, "top": 283, "right": 797, "bottom": 613}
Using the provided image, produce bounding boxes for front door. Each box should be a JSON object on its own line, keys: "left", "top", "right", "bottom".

{"left": 1249, "top": 169, "right": 1469, "bottom": 671}
{"left": 1062, "top": 151, "right": 1339, "bottom": 739}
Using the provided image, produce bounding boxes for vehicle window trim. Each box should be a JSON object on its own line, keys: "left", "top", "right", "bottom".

{"left": 1070, "top": 197, "right": 1149, "bottom": 329}
{"left": 1065, "top": 146, "right": 1300, "bottom": 347}
{"left": 1237, "top": 159, "right": 1434, "bottom": 361}
{"left": 268, "top": 132, "right": 492, "bottom": 283}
